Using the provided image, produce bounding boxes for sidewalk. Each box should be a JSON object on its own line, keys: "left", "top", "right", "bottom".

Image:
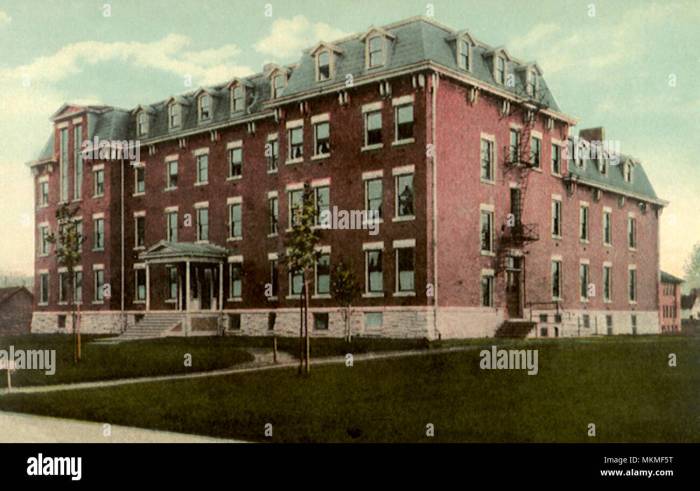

{"left": 0, "top": 411, "right": 243, "bottom": 443}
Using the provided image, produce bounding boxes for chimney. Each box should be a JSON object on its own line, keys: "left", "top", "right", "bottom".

{"left": 579, "top": 127, "right": 605, "bottom": 143}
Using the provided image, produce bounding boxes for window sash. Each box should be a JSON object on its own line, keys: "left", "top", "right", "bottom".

{"left": 481, "top": 275, "right": 493, "bottom": 307}
{"left": 269, "top": 197, "right": 279, "bottom": 234}
{"left": 228, "top": 148, "right": 243, "bottom": 177}
{"left": 196, "top": 155, "right": 208, "bottom": 183}
{"left": 365, "top": 111, "right": 382, "bottom": 145}
{"left": 365, "top": 179, "right": 383, "bottom": 217}
{"left": 366, "top": 250, "right": 383, "bottom": 293}
{"left": 551, "top": 261, "right": 562, "bottom": 299}
{"left": 481, "top": 211, "right": 493, "bottom": 252}
{"left": 395, "top": 174, "right": 414, "bottom": 217}
{"left": 197, "top": 209, "right": 209, "bottom": 241}
{"left": 166, "top": 212, "right": 178, "bottom": 242}
{"left": 480, "top": 139, "right": 493, "bottom": 180}
{"left": 395, "top": 104, "right": 414, "bottom": 141}
{"left": 289, "top": 127, "right": 303, "bottom": 159}
{"left": 229, "top": 203, "right": 242, "bottom": 238}
{"left": 396, "top": 248, "right": 415, "bottom": 292}
{"left": 316, "top": 254, "right": 330, "bottom": 294}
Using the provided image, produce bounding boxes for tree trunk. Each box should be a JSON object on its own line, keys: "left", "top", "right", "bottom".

{"left": 304, "top": 276, "right": 310, "bottom": 375}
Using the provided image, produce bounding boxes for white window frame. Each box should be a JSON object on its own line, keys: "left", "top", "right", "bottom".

{"left": 393, "top": 238, "right": 416, "bottom": 296}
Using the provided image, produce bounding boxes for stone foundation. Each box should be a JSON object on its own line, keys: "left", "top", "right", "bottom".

{"left": 527, "top": 309, "right": 660, "bottom": 338}
{"left": 30, "top": 311, "right": 136, "bottom": 334}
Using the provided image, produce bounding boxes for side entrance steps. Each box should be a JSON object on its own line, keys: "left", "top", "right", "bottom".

{"left": 495, "top": 319, "right": 537, "bottom": 338}
{"left": 92, "top": 313, "right": 184, "bottom": 344}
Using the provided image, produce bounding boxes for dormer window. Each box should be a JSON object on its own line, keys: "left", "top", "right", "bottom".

{"left": 317, "top": 51, "right": 330, "bottom": 81}
{"left": 623, "top": 163, "right": 633, "bottom": 182}
{"left": 496, "top": 56, "right": 506, "bottom": 84}
{"left": 198, "top": 94, "right": 211, "bottom": 122}
{"left": 368, "top": 36, "right": 384, "bottom": 68}
{"left": 168, "top": 103, "right": 181, "bottom": 130}
{"left": 526, "top": 69, "right": 537, "bottom": 96}
{"left": 272, "top": 73, "right": 286, "bottom": 99}
{"left": 137, "top": 111, "right": 148, "bottom": 137}
{"left": 599, "top": 158, "right": 608, "bottom": 176}
{"left": 231, "top": 84, "right": 245, "bottom": 113}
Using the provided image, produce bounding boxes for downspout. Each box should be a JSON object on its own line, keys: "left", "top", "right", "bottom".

{"left": 430, "top": 72, "right": 440, "bottom": 340}
{"left": 120, "top": 156, "right": 125, "bottom": 332}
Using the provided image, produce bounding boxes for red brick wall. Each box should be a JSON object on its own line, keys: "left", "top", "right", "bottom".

{"left": 659, "top": 281, "right": 681, "bottom": 331}
{"left": 0, "top": 290, "right": 33, "bottom": 334}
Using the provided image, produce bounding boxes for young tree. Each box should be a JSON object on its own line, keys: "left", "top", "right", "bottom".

{"left": 46, "top": 203, "right": 86, "bottom": 364}
{"left": 330, "top": 259, "right": 361, "bottom": 342}
{"left": 683, "top": 242, "right": 700, "bottom": 292}
{"left": 285, "top": 183, "right": 320, "bottom": 375}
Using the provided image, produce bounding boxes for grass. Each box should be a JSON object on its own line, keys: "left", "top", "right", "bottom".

{"left": 0, "top": 335, "right": 697, "bottom": 442}
{"left": 0, "top": 334, "right": 254, "bottom": 387}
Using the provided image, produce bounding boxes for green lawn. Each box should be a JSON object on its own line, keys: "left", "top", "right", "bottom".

{"left": 0, "top": 335, "right": 697, "bottom": 442}
{"left": 0, "top": 334, "right": 254, "bottom": 387}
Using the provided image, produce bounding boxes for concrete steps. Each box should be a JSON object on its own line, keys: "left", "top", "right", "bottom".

{"left": 93, "top": 314, "right": 183, "bottom": 344}
{"left": 495, "top": 319, "right": 537, "bottom": 338}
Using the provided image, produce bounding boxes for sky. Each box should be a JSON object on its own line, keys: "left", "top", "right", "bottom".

{"left": 0, "top": 0, "right": 698, "bottom": 277}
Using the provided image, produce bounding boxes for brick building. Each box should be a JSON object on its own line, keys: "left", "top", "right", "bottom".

{"left": 659, "top": 271, "right": 682, "bottom": 333}
{"left": 26, "top": 17, "right": 666, "bottom": 338}
{"left": 0, "top": 287, "right": 33, "bottom": 335}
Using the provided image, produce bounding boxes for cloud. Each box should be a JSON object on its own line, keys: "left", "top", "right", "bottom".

{"left": 254, "top": 15, "right": 347, "bottom": 60}
{"left": 0, "top": 10, "right": 11, "bottom": 26}
{"left": 0, "top": 34, "right": 253, "bottom": 87}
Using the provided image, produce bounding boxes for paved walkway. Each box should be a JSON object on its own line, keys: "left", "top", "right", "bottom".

{"left": 0, "top": 345, "right": 479, "bottom": 396}
{"left": 0, "top": 411, "right": 242, "bottom": 443}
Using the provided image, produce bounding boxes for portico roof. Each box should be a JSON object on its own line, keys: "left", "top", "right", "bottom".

{"left": 140, "top": 241, "right": 228, "bottom": 263}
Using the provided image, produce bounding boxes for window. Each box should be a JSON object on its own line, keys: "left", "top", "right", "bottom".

{"left": 93, "top": 168, "right": 104, "bottom": 197}
{"left": 579, "top": 205, "right": 589, "bottom": 241}
{"left": 600, "top": 159, "right": 608, "bottom": 176}
{"left": 93, "top": 218, "right": 104, "bottom": 250}
{"left": 289, "top": 266, "right": 303, "bottom": 296}
{"left": 395, "top": 104, "right": 414, "bottom": 142}
{"left": 366, "top": 249, "right": 383, "bottom": 293}
{"left": 480, "top": 210, "right": 494, "bottom": 253}
{"left": 272, "top": 73, "right": 286, "bottom": 99}
{"left": 364, "top": 312, "right": 383, "bottom": 330}
{"left": 526, "top": 70, "right": 537, "bottom": 96}
{"left": 396, "top": 247, "right": 415, "bottom": 293}
{"left": 603, "top": 265, "right": 612, "bottom": 302}
{"left": 73, "top": 271, "right": 82, "bottom": 303}
{"left": 509, "top": 129, "right": 520, "bottom": 163}
{"left": 551, "top": 260, "right": 562, "bottom": 300}
{"left": 58, "top": 272, "right": 69, "bottom": 303}
{"left": 268, "top": 312, "right": 276, "bottom": 331}
{"left": 288, "top": 127, "right": 303, "bottom": 160}
{"left": 266, "top": 136, "right": 279, "bottom": 172}
{"left": 166, "top": 211, "right": 178, "bottom": 242}
{"left": 579, "top": 263, "right": 590, "bottom": 300}
{"left": 74, "top": 124, "right": 83, "bottom": 200}
{"left": 59, "top": 128, "right": 68, "bottom": 202}
{"left": 168, "top": 103, "right": 181, "bottom": 129}
{"left": 39, "top": 225, "right": 50, "bottom": 255}
{"left": 314, "top": 186, "right": 330, "bottom": 225}
{"left": 196, "top": 207, "right": 209, "bottom": 241}
{"left": 631, "top": 314, "right": 638, "bottom": 335}
{"left": 458, "top": 39, "right": 470, "bottom": 70}
{"left": 39, "top": 273, "right": 49, "bottom": 304}
{"left": 480, "top": 138, "right": 494, "bottom": 181}
{"left": 196, "top": 154, "right": 208, "bottom": 184}
{"left": 94, "top": 269, "right": 104, "bottom": 302}
{"left": 495, "top": 56, "right": 505, "bottom": 84}
{"left": 268, "top": 196, "right": 279, "bottom": 235}
{"left": 623, "top": 163, "right": 633, "bottom": 182}
{"left": 314, "top": 312, "right": 329, "bottom": 330}
{"left": 628, "top": 216, "right": 637, "bottom": 248}
{"left": 135, "top": 268, "right": 146, "bottom": 302}
{"left": 317, "top": 51, "right": 330, "bottom": 81}
{"left": 229, "top": 203, "right": 242, "bottom": 239}
{"left": 229, "top": 263, "right": 243, "bottom": 299}
{"left": 551, "top": 144, "right": 561, "bottom": 175}
{"left": 530, "top": 136, "right": 541, "bottom": 168}
{"left": 231, "top": 85, "right": 245, "bottom": 112}
{"left": 603, "top": 211, "right": 612, "bottom": 245}
{"left": 135, "top": 215, "right": 145, "bottom": 248}
{"left": 39, "top": 181, "right": 49, "bottom": 207}
{"left": 395, "top": 173, "right": 414, "bottom": 217}
{"left": 315, "top": 253, "right": 330, "bottom": 295}
{"left": 552, "top": 199, "right": 562, "bottom": 237}
{"left": 76, "top": 220, "right": 83, "bottom": 251}
{"left": 606, "top": 315, "right": 613, "bottom": 335}
{"left": 582, "top": 314, "right": 590, "bottom": 328}
{"left": 269, "top": 259, "right": 279, "bottom": 298}
{"left": 314, "top": 121, "right": 330, "bottom": 156}
{"left": 137, "top": 112, "right": 148, "bottom": 137}
{"left": 288, "top": 189, "right": 303, "bottom": 228}
{"left": 198, "top": 94, "right": 211, "bottom": 122}
{"left": 481, "top": 272, "right": 494, "bottom": 307}
{"left": 368, "top": 36, "right": 384, "bottom": 67}
{"left": 228, "top": 147, "right": 242, "bottom": 177}
{"left": 167, "top": 266, "right": 178, "bottom": 300}
{"left": 134, "top": 166, "right": 145, "bottom": 194}
{"left": 229, "top": 313, "right": 241, "bottom": 330}
{"left": 628, "top": 268, "right": 637, "bottom": 302}
{"left": 364, "top": 110, "right": 382, "bottom": 146}
{"left": 365, "top": 178, "right": 383, "bottom": 219}
{"left": 166, "top": 160, "right": 178, "bottom": 189}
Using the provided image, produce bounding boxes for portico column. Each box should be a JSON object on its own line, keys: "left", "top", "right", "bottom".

{"left": 185, "top": 260, "right": 191, "bottom": 313}
{"left": 145, "top": 263, "right": 150, "bottom": 311}
{"left": 218, "top": 262, "right": 224, "bottom": 312}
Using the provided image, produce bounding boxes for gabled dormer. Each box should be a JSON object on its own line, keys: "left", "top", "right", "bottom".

{"left": 266, "top": 64, "right": 290, "bottom": 99}
{"left": 310, "top": 42, "right": 343, "bottom": 82}
{"left": 166, "top": 96, "right": 189, "bottom": 131}
{"left": 622, "top": 159, "right": 635, "bottom": 183}
{"left": 484, "top": 47, "right": 513, "bottom": 86}
{"left": 447, "top": 30, "right": 478, "bottom": 72}
{"left": 132, "top": 105, "right": 154, "bottom": 138}
{"left": 516, "top": 62, "right": 543, "bottom": 98}
{"left": 227, "top": 78, "right": 253, "bottom": 114}
{"left": 361, "top": 26, "right": 396, "bottom": 69}
{"left": 194, "top": 88, "right": 218, "bottom": 124}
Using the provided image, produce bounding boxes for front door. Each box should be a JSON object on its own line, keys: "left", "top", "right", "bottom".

{"left": 201, "top": 268, "right": 212, "bottom": 310}
{"left": 506, "top": 256, "right": 522, "bottom": 318}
